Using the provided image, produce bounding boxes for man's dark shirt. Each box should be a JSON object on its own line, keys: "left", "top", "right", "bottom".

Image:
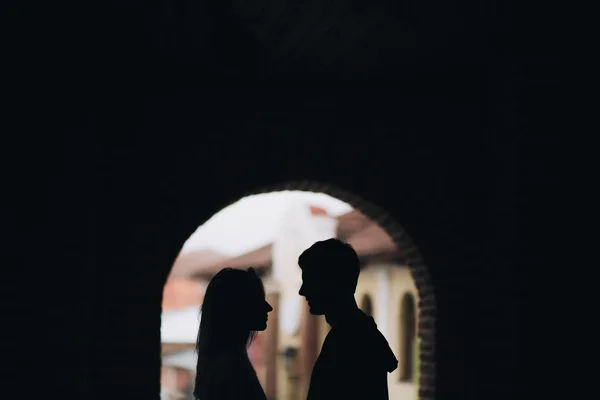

{"left": 307, "top": 310, "right": 398, "bottom": 400}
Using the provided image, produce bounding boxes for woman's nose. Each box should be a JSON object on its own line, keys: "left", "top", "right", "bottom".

{"left": 266, "top": 302, "right": 273, "bottom": 312}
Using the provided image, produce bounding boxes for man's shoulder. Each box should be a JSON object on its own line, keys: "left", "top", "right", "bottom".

{"left": 330, "top": 321, "right": 397, "bottom": 371}
{"left": 331, "top": 319, "right": 384, "bottom": 348}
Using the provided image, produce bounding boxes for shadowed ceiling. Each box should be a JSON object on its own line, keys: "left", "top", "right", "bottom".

{"left": 144, "top": 0, "right": 416, "bottom": 79}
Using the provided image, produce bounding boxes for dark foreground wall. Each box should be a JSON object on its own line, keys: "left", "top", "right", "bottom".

{"left": 5, "top": 0, "right": 559, "bottom": 399}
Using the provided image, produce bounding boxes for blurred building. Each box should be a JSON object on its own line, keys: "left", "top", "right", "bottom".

{"left": 160, "top": 282, "right": 203, "bottom": 400}
{"left": 162, "top": 204, "right": 419, "bottom": 400}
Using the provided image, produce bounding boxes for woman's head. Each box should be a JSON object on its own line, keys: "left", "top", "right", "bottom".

{"left": 196, "top": 267, "right": 273, "bottom": 355}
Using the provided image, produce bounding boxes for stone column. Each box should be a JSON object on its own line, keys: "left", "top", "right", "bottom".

{"left": 375, "top": 266, "right": 391, "bottom": 339}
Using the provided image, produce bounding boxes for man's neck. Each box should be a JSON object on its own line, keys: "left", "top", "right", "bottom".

{"left": 325, "top": 297, "right": 362, "bottom": 329}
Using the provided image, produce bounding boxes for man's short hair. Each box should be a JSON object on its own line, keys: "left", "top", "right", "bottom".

{"left": 298, "top": 238, "right": 361, "bottom": 291}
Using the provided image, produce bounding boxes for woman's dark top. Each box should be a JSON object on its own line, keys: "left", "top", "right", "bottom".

{"left": 195, "top": 352, "right": 267, "bottom": 400}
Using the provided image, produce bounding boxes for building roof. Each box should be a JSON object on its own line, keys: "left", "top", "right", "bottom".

{"left": 189, "top": 244, "right": 272, "bottom": 279}
{"left": 338, "top": 210, "right": 401, "bottom": 259}
{"left": 171, "top": 207, "right": 402, "bottom": 280}
{"left": 169, "top": 250, "right": 229, "bottom": 279}
{"left": 336, "top": 209, "right": 372, "bottom": 238}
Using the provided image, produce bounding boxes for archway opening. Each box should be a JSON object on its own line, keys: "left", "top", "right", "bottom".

{"left": 160, "top": 186, "right": 434, "bottom": 400}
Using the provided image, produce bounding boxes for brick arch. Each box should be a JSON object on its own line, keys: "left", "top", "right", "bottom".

{"left": 183, "top": 179, "right": 436, "bottom": 400}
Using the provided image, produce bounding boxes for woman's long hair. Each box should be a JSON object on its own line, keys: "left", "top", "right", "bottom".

{"left": 194, "top": 267, "right": 264, "bottom": 397}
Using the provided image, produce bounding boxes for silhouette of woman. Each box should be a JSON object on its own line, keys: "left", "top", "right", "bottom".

{"left": 194, "top": 267, "right": 273, "bottom": 400}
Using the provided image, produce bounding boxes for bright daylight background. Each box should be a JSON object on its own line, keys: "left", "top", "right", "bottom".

{"left": 161, "top": 191, "right": 419, "bottom": 400}
{"left": 180, "top": 191, "right": 353, "bottom": 256}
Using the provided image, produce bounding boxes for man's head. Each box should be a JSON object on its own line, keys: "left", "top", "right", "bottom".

{"left": 298, "top": 238, "right": 361, "bottom": 315}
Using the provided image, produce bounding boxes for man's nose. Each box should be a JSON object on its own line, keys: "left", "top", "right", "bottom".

{"left": 266, "top": 302, "right": 273, "bottom": 312}
{"left": 299, "top": 284, "right": 304, "bottom": 296}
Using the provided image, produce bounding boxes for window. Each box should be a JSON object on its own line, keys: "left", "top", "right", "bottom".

{"left": 399, "top": 293, "right": 416, "bottom": 382}
{"left": 360, "top": 293, "right": 374, "bottom": 317}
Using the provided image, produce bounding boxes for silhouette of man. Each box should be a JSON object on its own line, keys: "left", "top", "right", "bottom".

{"left": 299, "top": 239, "right": 398, "bottom": 400}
